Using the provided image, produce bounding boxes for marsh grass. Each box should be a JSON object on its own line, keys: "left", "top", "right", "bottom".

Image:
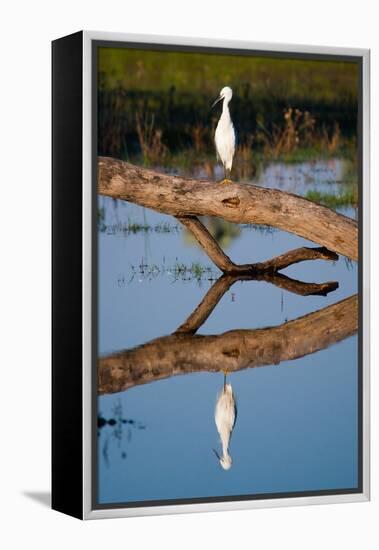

{"left": 135, "top": 110, "right": 168, "bottom": 166}
{"left": 98, "top": 84, "right": 357, "bottom": 166}
{"left": 305, "top": 189, "right": 358, "bottom": 208}
{"left": 98, "top": 49, "right": 358, "bottom": 164}
{"left": 126, "top": 115, "right": 356, "bottom": 175}
{"left": 99, "top": 208, "right": 280, "bottom": 241}
{"left": 253, "top": 108, "right": 355, "bottom": 162}
{"left": 256, "top": 108, "right": 314, "bottom": 158}
{"left": 191, "top": 123, "right": 211, "bottom": 153}
{"left": 128, "top": 259, "right": 220, "bottom": 284}
{"left": 320, "top": 122, "right": 341, "bottom": 154}
{"left": 240, "top": 224, "right": 277, "bottom": 235}
{"left": 98, "top": 212, "right": 180, "bottom": 235}
{"left": 233, "top": 135, "right": 258, "bottom": 180}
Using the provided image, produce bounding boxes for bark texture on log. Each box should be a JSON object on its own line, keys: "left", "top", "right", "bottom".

{"left": 98, "top": 294, "right": 357, "bottom": 395}
{"left": 98, "top": 156, "right": 358, "bottom": 261}
{"left": 178, "top": 216, "right": 339, "bottom": 274}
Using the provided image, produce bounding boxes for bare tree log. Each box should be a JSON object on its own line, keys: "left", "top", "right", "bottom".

{"left": 177, "top": 216, "right": 236, "bottom": 272}
{"left": 178, "top": 215, "right": 338, "bottom": 274}
{"left": 175, "top": 272, "right": 338, "bottom": 335}
{"left": 98, "top": 294, "right": 357, "bottom": 395}
{"left": 98, "top": 156, "right": 358, "bottom": 261}
{"left": 251, "top": 246, "right": 338, "bottom": 273}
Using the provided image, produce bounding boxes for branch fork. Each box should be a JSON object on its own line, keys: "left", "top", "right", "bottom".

{"left": 177, "top": 215, "right": 338, "bottom": 275}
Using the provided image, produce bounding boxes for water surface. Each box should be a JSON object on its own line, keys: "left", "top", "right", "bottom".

{"left": 97, "top": 158, "right": 358, "bottom": 504}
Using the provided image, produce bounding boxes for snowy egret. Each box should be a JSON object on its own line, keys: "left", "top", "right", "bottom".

{"left": 213, "top": 373, "right": 237, "bottom": 470}
{"left": 212, "top": 86, "right": 236, "bottom": 184}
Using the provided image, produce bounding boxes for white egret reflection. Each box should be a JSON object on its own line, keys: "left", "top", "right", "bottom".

{"left": 214, "top": 373, "right": 237, "bottom": 470}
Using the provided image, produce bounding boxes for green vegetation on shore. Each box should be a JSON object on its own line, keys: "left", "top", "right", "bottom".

{"left": 98, "top": 47, "right": 359, "bottom": 163}
{"left": 305, "top": 189, "right": 358, "bottom": 208}
{"left": 99, "top": 47, "right": 358, "bottom": 101}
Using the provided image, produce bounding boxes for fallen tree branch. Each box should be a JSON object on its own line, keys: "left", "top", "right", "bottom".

{"left": 177, "top": 216, "right": 235, "bottom": 272}
{"left": 98, "top": 156, "right": 358, "bottom": 261}
{"left": 175, "top": 272, "right": 338, "bottom": 334}
{"left": 98, "top": 294, "right": 357, "bottom": 395}
{"left": 178, "top": 215, "right": 338, "bottom": 274}
{"left": 251, "top": 246, "right": 338, "bottom": 273}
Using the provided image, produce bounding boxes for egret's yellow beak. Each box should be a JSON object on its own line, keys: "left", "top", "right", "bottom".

{"left": 212, "top": 95, "right": 222, "bottom": 108}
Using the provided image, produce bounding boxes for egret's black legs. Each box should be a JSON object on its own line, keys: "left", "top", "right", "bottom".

{"left": 222, "top": 370, "right": 228, "bottom": 390}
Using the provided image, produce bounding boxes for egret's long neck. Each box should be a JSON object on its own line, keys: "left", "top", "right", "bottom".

{"left": 222, "top": 98, "right": 231, "bottom": 119}
{"left": 222, "top": 448, "right": 231, "bottom": 463}
{"left": 221, "top": 432, "right": 231, "bottom": 457}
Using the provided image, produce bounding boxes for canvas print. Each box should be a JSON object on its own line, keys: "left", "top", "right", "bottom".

{"left": 95, "top": 44, "right": 360, "bottom": 507}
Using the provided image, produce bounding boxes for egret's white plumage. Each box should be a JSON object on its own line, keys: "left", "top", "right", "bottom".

{"left": 214, "top": 377, "right": 237, "bottom": 470}
{"left": 212, "top": 86, "right": 236, "bottom": 181}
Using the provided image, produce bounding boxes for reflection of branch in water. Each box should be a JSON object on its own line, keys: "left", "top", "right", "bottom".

{"left": 98, "top": 294, "right": 357, "bottom": 395}
{"left": 176, "top": 272, "right": 338, "bottom": 335}
{"left": 256, "top": 272, "right": 338, "bottom": 297}
{"left": 214, "top": 378, "right": 237, "bottom": 470}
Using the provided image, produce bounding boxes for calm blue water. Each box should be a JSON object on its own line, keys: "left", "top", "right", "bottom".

{"left": 97, "top": 159, "right": 358, "bottom": 504}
